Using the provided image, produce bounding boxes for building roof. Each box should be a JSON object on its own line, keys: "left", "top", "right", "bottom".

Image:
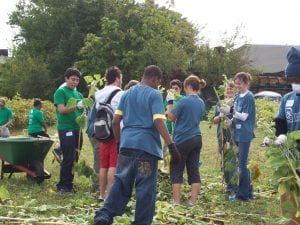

{"left": 0, "top": 49, "right": 8, "bottom": 57}
{"left": 247, "top": 44, "right": 300, "bottom": 73}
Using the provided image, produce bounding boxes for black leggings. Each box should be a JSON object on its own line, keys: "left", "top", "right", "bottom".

{"left": 170, "top": 136, "right": 202, "bottom": 184}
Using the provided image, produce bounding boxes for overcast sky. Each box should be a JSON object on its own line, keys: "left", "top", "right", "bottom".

{"left": 1, "top": 0, "right": 300, "bottom": 49}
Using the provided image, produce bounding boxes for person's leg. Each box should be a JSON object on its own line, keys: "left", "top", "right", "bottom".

{"left": 170, "top": 140, "right": 189, "bottom": 205}
{"left": 94, "top": 149, "right": 135, "bottom": 224}
{"left": 133, "top": 152, "right": 158, "bottom": 225}
{"left": 99, "top": 142, "right": 109, "bottom": 199}
{"left": 56, "top": 130, "right": 77, "bottom": 191}
{"left": 106, "top": 167, "right": 116, "bottom": 197}
{"left": 89, "top": 137, "right": 100, "bottom": 172}
{"left": 106, "top": 139, "right": 118, "bottom": 198}
{"left": 172, "top": 184, "right": 181, "bottom": 204}
{"left": 236, "top": 141, "right": 252, "bottom": 200}
{"left": 100, "top": 168, "right": 108, "bottom": 199}
{"left": 190, "top": 183, "right": 200, "bottom": 205}
{"left": 185, "top": 136, "right": 202, "bottom": 205}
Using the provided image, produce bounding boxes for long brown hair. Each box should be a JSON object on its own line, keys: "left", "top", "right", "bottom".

{"left": 184, "top": 75, "right": 206, "bottom": 91}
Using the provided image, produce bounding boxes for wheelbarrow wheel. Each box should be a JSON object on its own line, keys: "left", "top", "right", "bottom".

{"left": 26, "top": 161, "right": 45, "bottom": 184}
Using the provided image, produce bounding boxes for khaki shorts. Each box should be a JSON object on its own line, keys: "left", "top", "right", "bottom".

{"left": 0, "top": 127, "right": 10, "bottom": 137}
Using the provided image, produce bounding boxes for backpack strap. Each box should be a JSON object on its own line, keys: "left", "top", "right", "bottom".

{"left": 105, "top": 89, "right": 121, "bottom": 104}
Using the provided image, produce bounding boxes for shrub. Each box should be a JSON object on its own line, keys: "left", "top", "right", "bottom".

{"left": 4, "top": 94, "right": 56, "bottom": 130}
{"left": 255, "top": 98, "right": 279, "bottom": 129}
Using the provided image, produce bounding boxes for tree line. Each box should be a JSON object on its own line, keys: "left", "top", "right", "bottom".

{"left": 0, "top": 0, "right": 254, "bottom": 101}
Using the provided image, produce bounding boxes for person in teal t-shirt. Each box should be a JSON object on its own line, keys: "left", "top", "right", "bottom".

{"left": 167, "top": 75, "right": 206, "bottom": 206}
{"left": 53, "top": 67, "right": 83, "bottom": 194}
{"left": 0, "top": 98, "right": 13, "bottom": 137}
{"left": 28, "top": 99, "right": 49, "bottom": 138}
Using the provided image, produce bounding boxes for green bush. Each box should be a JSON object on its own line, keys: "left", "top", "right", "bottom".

{"left": 4, "top": 95, "right": 56, "bottom": 130}
{"left": 255, "top": 98, "right": 279, "bottom": 129}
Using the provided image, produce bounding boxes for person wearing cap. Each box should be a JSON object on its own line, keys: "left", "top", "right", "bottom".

{"left": 273, "top": 47, "right": 300, "bottom": 224}
{"left": 53, "top": 67, "right": 84, "bottom": 194}
{"left": 28, "top": 99, "right": 49, "bottom": 138}
{"left": 0, "top": 98, "right": 13, "bottom": 138}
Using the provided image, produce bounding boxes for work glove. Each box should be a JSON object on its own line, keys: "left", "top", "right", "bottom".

{"left": 168, "top": 143, "right": 181, "bottom": 164}
{"left": 166, "top": 92, "right": 175, "bottom": 104}
{"left": 218, "top": 112, "right": 225, "bottom": 118}
{"left": 224, "top": 118, "right": 232, "bottom": 128}
{"left": 274, "top": 134, "right": 287, "bottom": 145}
{"left": 219, "top": 105, "right": 231, "bottom": 114}
{"left": 76, "top": 100, "right": 84, "bottom": 109}
{"left": 225, "top": 98, "right": 234, "bottom": 107}
{"left": 261, "top": 137, "right": 273, "bottom": 147}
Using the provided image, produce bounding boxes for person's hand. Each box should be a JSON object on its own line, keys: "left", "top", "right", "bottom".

{"left": 219, "top": 105, "right": 230, "bottom": 114}
{"left": 218, "top": 112, "right": 225, "bottom": 118}
{"left": 166, "top": 92, "right": 175, "bottom": 104}
{"left": 274, "top": 134, "right": 287, "bottom": 145}
{"left": 76, "top": 100, "right": 84, "bottom": 109}
{"left": 168, "top": 143, "right": 181, "bottom": 164}
{"left": 224, "top": 118, "right": 232, "bottom": 128}
{"left": 261, "top": 137, "right": 273, "bottom": 147}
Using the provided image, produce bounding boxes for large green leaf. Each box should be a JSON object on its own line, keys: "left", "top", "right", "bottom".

{"left": 66, "top": 98, "right": 77, "bottom": 108}
{"left": 82, "top": 98, "right": 94, "bottom": 108}
{"left": 0, "top": 186, "right": 10, "bottom": 200}
{"left": 76, "top": 114, "right": 87, "bottom": 129}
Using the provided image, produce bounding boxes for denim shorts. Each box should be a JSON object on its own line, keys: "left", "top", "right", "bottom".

{"left": 170, "top": 135, "right": 202, "bottom": 184}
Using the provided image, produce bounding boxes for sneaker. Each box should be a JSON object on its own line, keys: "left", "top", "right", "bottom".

{"left": 93, "top": 214, "right": 113, "bottom": 225}
{"left": 228, "top": 194, "right": 238, "bottom": 201}
{"left": 57, "top": 187, "right": 76, "bottom": 195}
{"left": 52, "top": 147, "right": 63, "bottom": 164}
{"left": 98, "top": 197, "right": 105, "bottom": 203}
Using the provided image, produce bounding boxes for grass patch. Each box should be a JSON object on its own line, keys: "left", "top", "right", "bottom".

{"left": 0, "top": 122, "right": 281, "bottom": 224}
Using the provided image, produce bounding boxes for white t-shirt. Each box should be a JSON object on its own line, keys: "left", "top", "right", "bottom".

{"left": 95, "top": 85, "right": 124, "bottom": 112}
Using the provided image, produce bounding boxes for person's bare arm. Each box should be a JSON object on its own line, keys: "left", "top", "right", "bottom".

{"left": 112, "top": 114, "right": 122, "bottom": 143}
{"left": 56, "top": 104, "right": 77, "bottom": 114}
{"left": 154, "top": 118, "right": 172, "bottom": 145}
{"left": 42, "top": 121, "right": 47, "bottom": 133}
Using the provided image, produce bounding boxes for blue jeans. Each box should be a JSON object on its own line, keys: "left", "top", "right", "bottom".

{"left": 236, "top": 141, "right": 253, "bottom": 200}
{"left": 94, "top": 148, "right": 159, "bottom": 225}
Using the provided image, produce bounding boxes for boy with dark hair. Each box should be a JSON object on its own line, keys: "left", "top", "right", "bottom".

{"left": 94, "top": 66, "right": 124, "bottom": 202}
{"left": 93, "top": 65, "right": 181, "bottom": 225}
{"left": 28, "top": 99, "right": 49, "bottom": 138}
{"left": 54, "top": 67, "right": 83, "bottom": 194}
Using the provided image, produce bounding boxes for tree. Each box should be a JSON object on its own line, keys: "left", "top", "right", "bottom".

{"left": 75, "top": 0, "right": 199, "bottom": 85}
{"left": 0, "top": 52, "right": 51, "bottom": 99}
{"left": 8, "top": 0, "right": 105, "bottom": 89}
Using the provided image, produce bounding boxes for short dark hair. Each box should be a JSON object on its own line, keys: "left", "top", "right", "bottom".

{"left": 143, "top": 65, "right": 162, "bottom": 79}
{"left": 64, "top": 67, "right": 81, "bottom": 79}
{"left": 170, "top": 79, "right": 183, "bottom": 90}
{"left": 33, "top": 99, "right": 42, "bottom": 107}
{"left": 105, "top": 66, "right": 122, "bottom": 85}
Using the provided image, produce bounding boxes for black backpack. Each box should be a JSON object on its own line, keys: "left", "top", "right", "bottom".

{"left": 94, "top": 89, "right": 121, "bottom": 142}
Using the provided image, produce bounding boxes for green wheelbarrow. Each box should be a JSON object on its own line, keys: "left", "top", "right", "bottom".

{"left": 0, "top": 137, "right": 54, "bottom": 184}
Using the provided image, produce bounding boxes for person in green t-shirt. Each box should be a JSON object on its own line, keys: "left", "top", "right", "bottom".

{"left": 28, "top": 99, "right": 49, "bottom": 138}
{"left": 163, "top": 79, "right": 183, "bottom": 167}
{"left": 0, "top": 98, "right": 13, "bottom": 137}
{"left": 53, "top": 67, "right": 84, "bottom": 194}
